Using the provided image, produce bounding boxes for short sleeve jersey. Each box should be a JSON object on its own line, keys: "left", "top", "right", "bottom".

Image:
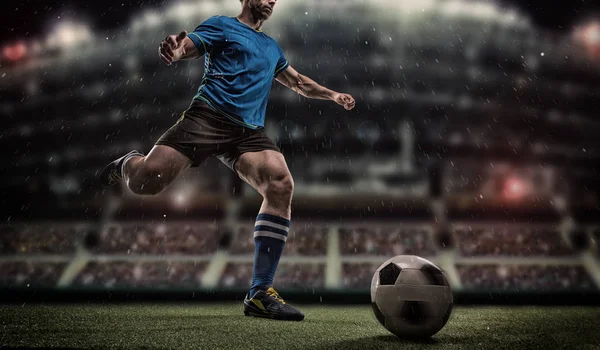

{"left": 187, "top": 16, "right": 289, "bottom": 129}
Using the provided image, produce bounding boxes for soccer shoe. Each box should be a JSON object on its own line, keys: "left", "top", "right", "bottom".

{"left": 243, "top": 287, "right": 304, "bottom": 321}
{"left": 99, "top": 150, "right": 144, "bottom": 186}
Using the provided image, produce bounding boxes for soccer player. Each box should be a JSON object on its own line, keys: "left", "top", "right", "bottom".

{"left": 100, "top": 0, "right": 355, "bottom": 321}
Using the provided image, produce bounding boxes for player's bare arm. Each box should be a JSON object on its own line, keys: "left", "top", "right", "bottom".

{"left": 158, "top": 31, "right": 200, "bottom": 65}
{"left": 276, "top": 66, "right": 356, "bottom": 111}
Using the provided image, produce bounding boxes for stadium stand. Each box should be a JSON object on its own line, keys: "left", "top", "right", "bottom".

{"left": 0, "top": 262, "right": 67, "bottom": 287}
{"left": 219, "top": 262, "right": 325, "bottom": 290}
{"left": 72, "top": 261, "right": 209, "bottom": 288}
{"left": 229, "top": 222, "right": 328, "bottom": 256}
{"left": 457, "top": 264, "right": 597, "bottom": 291}
{"left": 453, "top": 224, "right": 574, "bottom": 256}
{"left": 339, "top": 224, "right": 437, "bottom": 257}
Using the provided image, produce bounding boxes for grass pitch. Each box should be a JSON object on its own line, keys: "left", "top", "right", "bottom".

{"left": 0, "top": 303, "right": 599, "bottom": 349}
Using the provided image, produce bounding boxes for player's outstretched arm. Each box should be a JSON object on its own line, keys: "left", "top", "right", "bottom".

{"left": 276, "top": 66, "right": 356, "bottom": 110}
{"left": 158, "top": 31, "right": 200, "bottom": 66}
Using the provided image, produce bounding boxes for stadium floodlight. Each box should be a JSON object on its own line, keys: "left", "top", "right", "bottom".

{"left": 396, "top": 0, "right": 437, "bottom": 15}
{"left": 143, "top": 11, "right": 162, "bottom": 27}
{"left": 470, "top": 2, "right": 497, "bottom": 21}
{"left": 47, "top": 22, "right": 92, "bottom": 50}
{"left": 440, "top": 0, "right": 463, "bottom": 18}
{"left": 167, "top": 2, "right": 199, "bottom": 21}
{"left": 575, "top": 21, "right": 600, "bottom": 59}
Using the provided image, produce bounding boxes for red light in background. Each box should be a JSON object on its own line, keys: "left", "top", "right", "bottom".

{"left": 504, "top": 177, "right": 526, "bottom": 200}
{"left": 574, "top": 21, "right": 600, "bottom": 60}
{"left": 2, "top": 41, "right": 27, "bottom": 62}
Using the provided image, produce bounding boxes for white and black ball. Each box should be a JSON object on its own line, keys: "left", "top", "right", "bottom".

{"left": 371, "top": 255, "right": 453, "bottom": 339}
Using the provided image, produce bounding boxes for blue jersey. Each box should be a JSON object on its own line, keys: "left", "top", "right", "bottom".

{"left": 186, "top": 16, "right": 289, "bottom": 129}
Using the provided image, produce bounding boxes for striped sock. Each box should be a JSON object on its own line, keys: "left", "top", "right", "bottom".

{"left": 249, "top": 213, "right": 290, "bottom": 298}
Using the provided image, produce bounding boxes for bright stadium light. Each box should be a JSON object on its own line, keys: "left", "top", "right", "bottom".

{"left": 47, "top": 22, "right": 92, "bottom": 49}
{"left": 140, "top": 10, "right": 162, "bottom": 28}
{"left": 167, "top": 2, "right": 199, "bottom": 20}
{"left": 504, "top": 177, "right": 527, "bottom": 200}
{"left": 470, "top": 2, "right": 497, "bottom": 21}
{"left": 396, "top": 0, "right": 437, "bottom": 15}
{"left": 573, "top": 20, "right": 600, "bottom": 60}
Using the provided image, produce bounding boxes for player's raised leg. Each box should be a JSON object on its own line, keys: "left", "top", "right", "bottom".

{"left": 234, "top": 150, "right": 304, "bottom": 321}
{"left": 100, "top": 145, "right": 192, "bottom": 195}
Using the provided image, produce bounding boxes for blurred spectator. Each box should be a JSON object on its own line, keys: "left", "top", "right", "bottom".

{"left": 0, "top": 224, "right": 80, "bottom": 254}
{"left": 73, "top": 261, "right": 208, "bottom": 288}
{"left": 275, "top": 263, "right": 325, "bottom": 289}
{"left": 457, "top": 264, "right": 596, "bottom": 291}
{"left": 96, "top": 222, "right": 220, "bottom": 255}
{"left": 220, "top": 263, "right": 253, "bottom": 288}
{"left": 219, "top": 263, "right": 325, "bottom": 289}
{"left": 0, "top": 262, "right": 66, "bottom": 287}
{"left": 228, "top": 227, "right": 254, "bottom": 255}
{"left": 454, "top": 226, "right": 573, "bottom": 256}
{"left": 340, "top": 225, "right": 436, "bottom": 256}
{"left": 229, "top": 223, "right": 328, "bottom": 256}
{"left": 73, "top": 261, "right": 165, "bottom": 288}
{"left": 341, "top": 263, "right": 382, "bottom": 289}
{"left": 166, "top": 262, "right": 208, "bottom": 288}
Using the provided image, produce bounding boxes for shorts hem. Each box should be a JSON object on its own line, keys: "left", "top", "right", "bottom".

{"left": 226, "top": 147, "right": 282, "bottom": 178}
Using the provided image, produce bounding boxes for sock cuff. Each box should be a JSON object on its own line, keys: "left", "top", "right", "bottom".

{"left": 254, "top": 213, "right": 290, "bottom": 242}
{"left": 120, "top": 153, "right": 139, "bottom": 178}
{"left": 256, "top": 213, "right": 290, "bottom": 227}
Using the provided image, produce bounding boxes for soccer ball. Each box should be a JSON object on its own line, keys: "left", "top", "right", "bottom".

{"left": 371, "top": 255, "right": 453, "bottom": 339}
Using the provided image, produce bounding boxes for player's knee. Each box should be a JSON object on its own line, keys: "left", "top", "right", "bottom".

{"left": 264, "top": 174, "right": 294, "bottom": 202}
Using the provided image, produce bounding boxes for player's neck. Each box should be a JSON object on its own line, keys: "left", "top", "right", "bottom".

{"left": 237, "top": 12, "right": 264, "bottom": 32}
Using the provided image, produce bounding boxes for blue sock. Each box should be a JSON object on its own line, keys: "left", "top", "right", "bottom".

{"left": 249, "top": 213, "right": 290, "bottom": 298}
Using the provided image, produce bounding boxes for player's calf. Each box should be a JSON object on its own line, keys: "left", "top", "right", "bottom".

{"left": 125, "top": 158, "right": 174, "bottom": 195}
{"left": 99, "top": 145, "right": 191, "bottom": 195}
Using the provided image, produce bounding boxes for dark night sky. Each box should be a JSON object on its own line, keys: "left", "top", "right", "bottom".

{"left": 0, "top": 0, "right": 599, "bottom": 46}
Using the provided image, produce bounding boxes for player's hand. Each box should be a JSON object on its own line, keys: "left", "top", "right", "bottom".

{"left": 333, "top": 93, "right": 356, "bottom": 110}
{"left": 159, "top": 31, "right": 188, "bottom": 66}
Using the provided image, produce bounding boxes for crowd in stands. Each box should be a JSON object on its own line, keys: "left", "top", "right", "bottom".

{"left": 0, "top": 262, "right": 66, "bottom": 287}
{"left": 72, "top": 261, "right": 208, "bottom": 288}
{"left": 457, "top": 264, "right": 596, "bottom": 291}
{"left": 0, "top": 224, "right": 79, "bottom": 254}
{"left": 339, "top": 225, "right": 436, "bottom": 256}
{"left": 454, "top": 226, "right": 574, "bottom": 256}
{"left": 2, "top": 222, "right": 600, "bottom": 291}
{"left": 228, "top": 223, "right": 328, "bottom": 256}
{"left": 220, "top": 263, "right": 325, "bottom": 290}
{"left": 96, "top": 222, "right": 221, "bottom": 255}
{"left": 341, "top": 263, "right": 383, "bottom": 289}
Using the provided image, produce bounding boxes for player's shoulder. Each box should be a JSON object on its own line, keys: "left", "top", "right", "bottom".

{"left": 200, "top": 15, "right": 227, "bottom": 26}
{"left": 262, "top": 33, "right": 282, "bottom": 47}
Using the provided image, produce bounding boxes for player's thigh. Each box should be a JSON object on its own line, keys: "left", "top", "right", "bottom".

{"left": 143, "top": 144, "right": 192, "bottom": 181}
{"left": 234, "top": 150, "right": 293, "bottom": 195}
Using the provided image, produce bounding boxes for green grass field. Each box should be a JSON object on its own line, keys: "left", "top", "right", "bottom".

{"left": 1, "top": 304, "right": 599, "bottom": 349}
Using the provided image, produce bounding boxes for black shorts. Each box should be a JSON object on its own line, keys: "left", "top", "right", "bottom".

{"left": 155, "top": 99, "right": 280, "bottom": 173}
